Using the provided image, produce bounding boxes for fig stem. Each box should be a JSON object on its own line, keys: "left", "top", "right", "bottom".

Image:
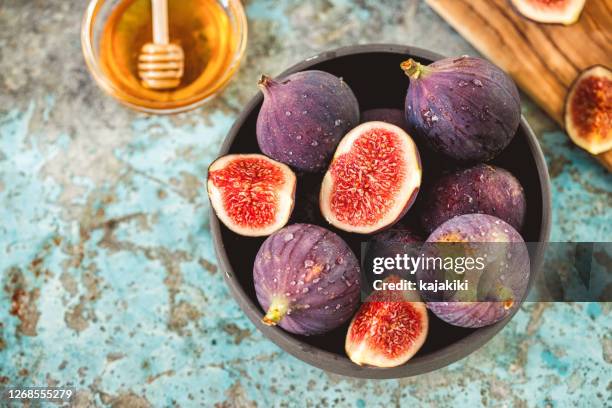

{"left": 400, "top": 59, "right": 426, "bottom": 80}
{"left": 258, "top": 74, "right": 276, "bottom": 90}
{"left": 262, "top": 297, "right": 289, "bottom": 326}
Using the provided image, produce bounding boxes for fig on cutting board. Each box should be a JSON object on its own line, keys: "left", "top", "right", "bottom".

{"left": 207, "top": 154, "right": 296, "bottom": 237}
{"left": 401, "top": 56, "right": 521, "bottom": 162}
{"left": 564, "top": 65, "right": 612, "bottom": 155}
{"left": 510, "top": 0, "right": 586, "bottom": 26}
{"left": 345, "top": 276, "right": 428, "bottom": 368}
{"left": 320, "top": 121, "right": 422, "bottom": 234}
{"left": 421, "top": 164, "right": 526, "bottom": 234}
{"left": 257, "top": 70, "right": 360, "bottom": 172}
{"left": 253, "top": 224, "right": 360, "bottom": 336}
{"left": 361, "top": 108, "right": 409, "bottom": 132}
{"left": 417, "top": 214, "right": 530, "bottom": 328}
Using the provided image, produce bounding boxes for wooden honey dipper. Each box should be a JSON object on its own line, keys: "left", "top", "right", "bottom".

{"left": 138, "top": 0, "right": 184, "bottom": 90}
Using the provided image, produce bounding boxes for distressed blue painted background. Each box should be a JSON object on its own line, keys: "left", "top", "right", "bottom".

{"left": 0, "top": 1, "right": 610, "bottom": 406}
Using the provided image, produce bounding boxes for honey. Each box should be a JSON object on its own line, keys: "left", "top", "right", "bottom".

{"left": 98, "top": 0, "right": 243, "bottom": 110}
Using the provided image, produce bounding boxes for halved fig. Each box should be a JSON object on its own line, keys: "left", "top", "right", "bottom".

{"left": 320, "top": 122, "right": 421, "bottom": 234}
{"left": 510, "top": 0, "right": 585, "bottom": 25}
{"left": 207, "top": 154, "right": 296, "bottom": 237}
{"left": 345, "top": 276, "right": 428, "bottom": 368}
{"left": 565, "top": 65, "right": 612, "bottom": 154}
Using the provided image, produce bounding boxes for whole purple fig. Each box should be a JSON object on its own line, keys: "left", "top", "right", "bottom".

{"left": 417, "top": 214, "right": 530, "bottom": 328}
{"left": 401, "top": 56, "right": 521, "bottom": 161}
{"left": 254, "top": 223, "right": 360, "bottom": 335}
{"left": 421, "top": 164, "right": 526, "bottom": 234}
{"left": 257, "top": 71, "right": 360, "bottom": 172}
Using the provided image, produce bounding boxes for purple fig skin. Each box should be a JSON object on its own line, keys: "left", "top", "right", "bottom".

{"left": 253, "top": 223, "right": 361, "bottom": 335}
{"left": 257, "top": 71, "right": 360, "bottom": 172}
{"left": 361, "top": 108, "right": 409, "bottom": 132}
{"left": 371, "top": 227, "right": 422, "bottom": 244}
{"left": 402, "top": 56, "right": 521, "bottom": 161}
{"left": 417, "top": 214, "right": 530, "bottom": 328}
{"left": 421, "top": 164, "right": 526, "bottom": 234}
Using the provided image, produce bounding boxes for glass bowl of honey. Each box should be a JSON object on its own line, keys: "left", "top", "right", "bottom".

{"left": 82, "top": 0, "right": 247, "bottom": 114}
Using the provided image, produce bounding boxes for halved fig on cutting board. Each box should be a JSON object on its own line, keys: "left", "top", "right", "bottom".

{"left": 510, "top": 0, "right": 586, "bottom": 25}
{"left": 320, "top": 121, "right": 421, "bottom": 234}
{"left": 345, "top": 276, "right": 428, "bottom": 368}
{"left": 207, "top": 154, "right": 296, "bottom": 237}
{"left": 565, "top": 65, "right": 611, "bottom": 155}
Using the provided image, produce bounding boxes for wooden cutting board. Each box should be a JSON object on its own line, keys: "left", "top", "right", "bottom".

{"left": 426, "top": 0, "right": 612, "bottom": 170}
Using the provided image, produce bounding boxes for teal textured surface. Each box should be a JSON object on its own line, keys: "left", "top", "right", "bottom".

{"left": 0, "top": 1, "right": 610, "bottom": 406}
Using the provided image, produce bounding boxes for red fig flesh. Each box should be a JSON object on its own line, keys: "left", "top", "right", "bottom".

{"left": 207, "top": 154, "right": 296, "bottom": 237}
{"left": 511, "top": 0, "right": 585, "bottom": 25}
{"left": 320, "top": 122, "right": 422, "bottom": 234}
{"left": 345, "top": 277, "right": 428, "bottom": 367}
{"left": 564, "top": 65, "right": 612, "bottom": 155}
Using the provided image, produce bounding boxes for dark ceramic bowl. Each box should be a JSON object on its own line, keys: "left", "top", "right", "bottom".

{"left": 211, "top": 44, "right": 552, "bottom": 379}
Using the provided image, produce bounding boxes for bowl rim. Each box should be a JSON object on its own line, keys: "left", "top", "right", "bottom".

{"left": 210, "top": 44, "right": 552, "bottom": 379}
{"left": 80, "top": 0, "right": 248, "bottom": 114}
